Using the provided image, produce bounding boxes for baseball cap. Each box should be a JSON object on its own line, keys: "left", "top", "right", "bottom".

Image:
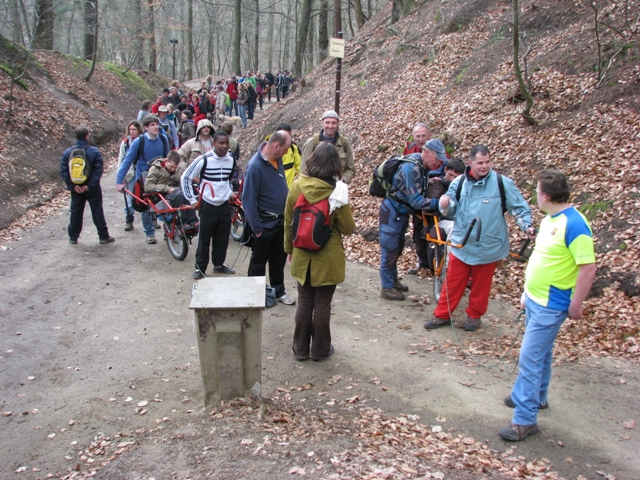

{"left": 321, "top": 110, "right": 340, "bottom": 121}
{"left": 424, "top": 139, "right": 448, "bottom": 162}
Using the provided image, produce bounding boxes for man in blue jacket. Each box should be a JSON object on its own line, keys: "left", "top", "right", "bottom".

{"left": 60, "top": 126, "right": 114, "bottom": 245}
{"left": 242, "top": 130, "right": 296, "bottom": 305}
{"left": 116, "top": 114, "right": 170, "bottom": 244}
{"left": 425, "top": 145, "right": 534, "bottom": 331}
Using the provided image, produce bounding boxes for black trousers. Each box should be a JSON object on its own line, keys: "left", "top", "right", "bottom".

{"left": 248, "top": 226, "right": 287, "bottom": 298}
{"left": 195, "top": 201, "right": 230, "bottom": 272}
{"left": 68, "top": 186, "right": 109, "bottom": 241}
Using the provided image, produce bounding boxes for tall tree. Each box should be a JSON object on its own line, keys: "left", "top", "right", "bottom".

{"left": 133, "top": 0, "right": 144, "bottom": 69}
{"left": 34, "top": 0, "right": 54, "bottom": 50}
{"left": 148, "top": 0, "right": 156, "bottom": 72}
{"left": 318, "top": 0, "right": 328, "bottom": 61}
{"left": 186, "top": 0, "right": 193, "bottom": 79}
{"left": 353, "top": 0, "right": 366, "bottom": 29}
{"left": 232, "top": 0, "right": 241, "bottom": 74}
{"left": 512, "top": 0, "right": 535, "bottom": 125}
{"left": 84, "top": 0, "right": 97, "bottom": 60}
{"left": 293, "top": 0, "right": 312, "bottom": 76}
{"left": 253, "top": 0, "right": 259, "bottom": 71}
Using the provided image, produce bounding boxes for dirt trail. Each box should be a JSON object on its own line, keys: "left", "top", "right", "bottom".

{"left": 0, "top": 172, "right": 638, "bottom": 479}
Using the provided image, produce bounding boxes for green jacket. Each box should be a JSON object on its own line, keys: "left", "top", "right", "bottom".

{"left": 145, "top": 158, "right": 186, "bottom": 194}
{"left": 284, "top": 175, "right": 355, "bottom": 287}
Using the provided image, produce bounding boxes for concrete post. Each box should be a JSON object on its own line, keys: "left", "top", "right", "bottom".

{"left": 189, "top": 276, "right": 265, "bottom": 406}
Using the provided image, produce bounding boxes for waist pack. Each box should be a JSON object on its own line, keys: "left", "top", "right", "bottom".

{"left": 291, "top": 194, "right": 332, "bottom": 251}
{"left": 68, "top": 147, "right": 91, "bottom": 185}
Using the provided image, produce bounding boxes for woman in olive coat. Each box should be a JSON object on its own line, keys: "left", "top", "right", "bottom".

{"left": 284, "top": 143, "right": 355, "bottom": 362}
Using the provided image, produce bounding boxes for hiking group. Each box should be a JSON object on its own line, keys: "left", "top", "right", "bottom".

{"left": 60, "top": 75, "right": 596, "bottom": 442}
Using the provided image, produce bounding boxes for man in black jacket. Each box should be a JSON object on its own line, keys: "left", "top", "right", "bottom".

{"left": 60, "top": 126, "right": 115, "bottom": 245}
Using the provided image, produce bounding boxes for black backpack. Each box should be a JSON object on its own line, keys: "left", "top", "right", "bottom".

{"left": 133, "top": 133, "right": 170, "bottom": 167}
{"left": 369, "top": 155, "right": 420, "bottom": 199}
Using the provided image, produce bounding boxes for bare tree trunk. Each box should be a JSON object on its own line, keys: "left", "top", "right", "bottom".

{"left": 318, "top": 0, "right": 328, "bottom": 61}
{"left": 187, "top": 0, "right": 193, "bottom": 79}
{"left": 305, "top": 7, "right": 315, "bottom": 71}
{"left": 267, "top": 8, "right": 274, "bottom": 70}
{"left": 10, "top": 0, "right": 25, "bottom": 44}
{"left": 512, "top": 0, "right": 535, "bottom": 125}
{"left": 232, "top": 0, "right": 241, "bottom": 74}
{"left": 85, "top": 0, "right": 99, "bottom": 81}
{"left": 148, "top": 0, "right": 156, "bottom": 72}
{"left": 353, "top": 0, "right": 366, "bottom": 29}
{"left": 133, "top": 0, "right": 143, "bottom": 69}
{"left": 34, "top": 0, "right": 54, "bottom": 49}
{"left": 294, "top": 0, "right": 312, "bottom": 76}
{"left": 84, "top": 0, "right": 97, "bottom": 60}
{"left": 253, "top": 0, "right": 259, "bottom": 71}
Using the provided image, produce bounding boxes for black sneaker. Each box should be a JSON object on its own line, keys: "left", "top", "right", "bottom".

{"left": 124, "top": 222, "right": 133, "bottom": 231}
{"left": 69, "top": 238, "right": 78, "bottom": 245}
{"left": 192, "top": 270, "right": 206, "bottom": 280}
{"left": 99, "top": 237, "right": 116, "bottom": 245}
{"left": 213, "top": 265, "right": 236, "bottom": 274}
{"left": 312, "top": 345, "right": 335, "bottom": 362}
{"left": 504, "top": 395, "right": 549, "bottom": 410}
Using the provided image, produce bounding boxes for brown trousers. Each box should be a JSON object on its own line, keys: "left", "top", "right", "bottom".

{"left": 292, "top": 270, "right": 337, "bottom": 360}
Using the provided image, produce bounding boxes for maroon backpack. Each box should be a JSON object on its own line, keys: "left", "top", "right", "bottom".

{"left": 291, "top": 194, "right": 332, "bottom": 251}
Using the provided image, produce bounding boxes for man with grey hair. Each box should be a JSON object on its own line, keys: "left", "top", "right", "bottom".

{"left": 300, "top": 110, "right": 355, "bottom": 184}
{"left": 403, "top": 123, "right": 432, "bottom": 155}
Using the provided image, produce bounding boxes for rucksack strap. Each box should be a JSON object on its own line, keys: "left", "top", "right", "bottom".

{"left": 455, "top": 173, "right": 507, "bottom": 214}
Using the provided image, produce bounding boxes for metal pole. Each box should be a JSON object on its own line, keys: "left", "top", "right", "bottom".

{"left": 170, "top": 38, "right": 178, "bottom": 80}
{"left": 334, "top": 1, "right": 342, "bottom": 114}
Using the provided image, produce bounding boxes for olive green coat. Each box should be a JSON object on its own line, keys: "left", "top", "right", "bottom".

{"left": 284, "top": 176, "right": 355, "bottom": 287}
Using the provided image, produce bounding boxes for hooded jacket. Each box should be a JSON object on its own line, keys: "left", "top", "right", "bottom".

{"left": 178, "top": 120, "right": 215, "bottom": 165}
{"left": 284, "top": 176, "right": 355, "bottom": 287}
{"left": 144, "top": 158, "right": 186, "bottom": 194}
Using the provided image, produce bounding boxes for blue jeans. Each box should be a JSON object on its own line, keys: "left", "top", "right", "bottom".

{"left": 511, "top": 295, "right": 567, "bottom": 425}
{"left": 238, "top": 104, "right": 247, "bottom": 127}
{"left": 378, "top": 199, "right": 409, "bottom": 289}
{"left": 123, "top": 176, "right": 136, "bottom": 223}
{"left": 226, "top": 99, "right": 238, "bottom": 116}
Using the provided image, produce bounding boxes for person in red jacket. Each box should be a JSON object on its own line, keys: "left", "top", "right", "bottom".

{"left": 226, "top": 76, "right": 239, "bottom": 116}
{"left": 403, "top": 123, "right": 431, "bottom": 154}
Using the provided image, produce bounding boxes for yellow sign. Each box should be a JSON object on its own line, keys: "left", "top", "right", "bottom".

{"left": 330, "top": 38, "right": 345, "bottom": 59}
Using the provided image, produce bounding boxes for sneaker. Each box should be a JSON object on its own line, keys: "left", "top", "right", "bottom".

{"left": 499, "top": 423, "right": 540, "bottom": 441}
{"left": 423, "top": 317, "right": 452, "bottom": 329}
{"left": 312, "top": 345, "right": 335, "bottom": 362}
{"left": 407, "top": 264, "right": 422, "bottom": 275}
{"left": 380, "top": 288, "right": 405, "bottom": 301}
{"left": 504, "top": 395, "right": 549, "bottom": 410}
{"left": 146, "top": 236, "right": 157, "bottom": 244}
{"left": 277, "top": 293, "right": 296, "bottom": 305}
{"left": 394, "top": 279, "right": 409, "bottom": 292}
{"left": 152, "top": 218, "right": 161, "bottom": 229}
{"left": 192, "top": 270, "right": 206, "bottom": 280}
{"left": 124, "top": 222, "right": 133, "bottom": 231}
{"left": 99, "top": 237, "right": 116, "bottom": 245}
{"left": 463, "top": 317, "right": 481, "bottom": 331}
{"left": 213, "top": 265, "right": 236, "bottom": 274}
{"left": 69, "top": 238, "right": 78, "bottom": 245}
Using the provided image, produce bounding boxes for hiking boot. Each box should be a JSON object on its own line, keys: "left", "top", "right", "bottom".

{"left": 463, "top": 317, "right": 481, "bottom": 331}
{"left": 192, "top": 270, "right": 206, "bottom": 280}
{"left": 380, "top": 288, "right": 405, "bottom": 301}
{"left": 99, "top": 237, "right": 116, "bottom": 245}
{"left": 213, "top": 264, "right": 236, "bottom": 274}
{"left": 69, "top": 238, "right": 78, "bottom": 245}
{"left": 124, "top": 222, "right": 133, "bottom": 231}
{"left": 504, "top": 395, "right": 549, "bottom": 410}
{"left": 499, "top": 423, "right": 540, "bottom": 442}
{"left": 146, "top": 236, "right": 157, "bottom": 244}
{"left": 277, "top": 293, "right": 296, "bottom": 305}
{"left": 394, "top": 279, "right": 409, "bottom": 292}
{"left": 423, "top": 317, "right": 452, "bottom": 329}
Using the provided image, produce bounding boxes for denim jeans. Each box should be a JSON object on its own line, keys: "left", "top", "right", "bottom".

{"left": 238, "top": 104, "right": 247, "bottom": 127}
{"left": 123, "top": 176, "right": 136, "bottom": 223}
{"left": 511, "top": 295, "right": 568, "bottom": 425}
{"left": 378, "top": 199, "right": 409, "bottom": 289}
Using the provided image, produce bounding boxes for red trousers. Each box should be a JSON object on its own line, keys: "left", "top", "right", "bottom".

{"left": 433, "top": 254, "right": 498, "bottom": 320}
